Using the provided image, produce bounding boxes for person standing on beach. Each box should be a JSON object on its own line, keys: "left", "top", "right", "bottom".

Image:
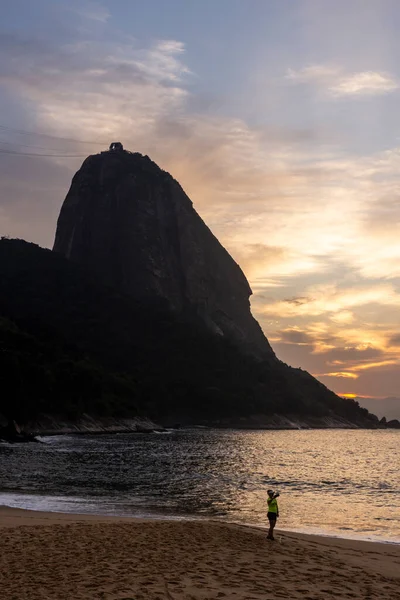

{"left": 267, "top": 489, "right": 279, "bottom": 540}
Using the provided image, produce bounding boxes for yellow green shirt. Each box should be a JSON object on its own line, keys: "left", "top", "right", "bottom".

{"left": 267, "top": 498, "right": 278, "bottom": 513}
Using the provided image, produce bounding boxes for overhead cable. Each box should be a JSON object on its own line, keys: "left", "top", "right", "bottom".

{"left": 0, "top": 149, "right": 87, "bottom": 158}
{"left": 0, "top": 124, "right": 107, "bottom": 145}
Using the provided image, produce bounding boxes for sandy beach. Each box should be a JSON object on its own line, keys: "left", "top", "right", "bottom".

{"left": 0, "top": 507, "right": 399, "bottom": 600}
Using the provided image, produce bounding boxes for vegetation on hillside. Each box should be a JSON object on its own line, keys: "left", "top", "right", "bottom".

{"left": 0, "top": 238, "right": 376, "bottom": 425}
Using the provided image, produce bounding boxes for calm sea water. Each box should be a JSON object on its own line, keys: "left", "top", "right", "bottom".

{"left": 0, "top": 429, "right": 399, "bottom": 543}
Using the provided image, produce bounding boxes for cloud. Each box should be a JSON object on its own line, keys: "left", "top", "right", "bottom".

{"left": 224, "top": 243, "right": 287, "bottom": 281}
{"left": 389, "top": 334, "right": 400, "bottom": 346}
{"left": 339, "top": 366, "right": 400, "bottom": 397}
{"left": 70, "top": 1, "right": 110, "bottom": 23}
{"left": 325, "top": 345, "right": 384, "bottom": 364}
{"left": 272, "top": 324, "right": 388, "bottom": 367}
{"left": 286, "top": 64, "right": 399, "bottom": 98}
{"left": 349, "top": 359, "right": 399, "bottom": 372}
{"left": 269, "top": 326, "right": 400, "bottom": 398}
{"left": 317, "top": 372, "right": 359, "bottom": 379}
{"left": 357, "top": 396, "right": 400, "bottom": 420}
{"left": 330, "top": 71, "right": 399, "bottom": 97}
{"left": 0, "top": 30, "right": 191, "bottom": 147}
{"left": 329, "top": 310, "right": 354, "bottom": 324}
{"left": 364, "top": 194, "right": 400, "bottom": 232}
{"left": 286, "top": 65, "right": 340, "bottom": 83}
{"left": 260, "top": 282, "right": 400, "bottom": 319}
{"left": 266, "top": 304, "right": 400, "bottom": 397}
{"left": 278, "top": 328, "right": 314, "bottom": 345}
{"left": 284, "top": 296, "right": 310, "bottom": 306}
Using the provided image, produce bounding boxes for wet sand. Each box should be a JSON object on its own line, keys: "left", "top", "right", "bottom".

{"left": 0, "top": 506, "right": 399, "bottom": 599}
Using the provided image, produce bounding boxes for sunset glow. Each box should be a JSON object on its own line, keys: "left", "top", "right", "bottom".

{"left": 1, "top": 0, "right": 399, "bottom": 413}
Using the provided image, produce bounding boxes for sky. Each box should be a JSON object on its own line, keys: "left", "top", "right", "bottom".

{"left": 1, "top": 0, "right": 400, "bottom": 416}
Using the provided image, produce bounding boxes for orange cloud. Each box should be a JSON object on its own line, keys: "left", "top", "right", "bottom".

{"left": 315, "top": 372, "right": 359, "bottom": 379}
{"left": 348, "top": 359, "right": 400, "bottom": 372}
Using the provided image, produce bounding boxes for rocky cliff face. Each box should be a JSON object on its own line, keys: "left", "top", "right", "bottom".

{"left": 0, "top": 238, "right": 379, "bottom": 428}
{"left": 53, "top": 150, "right": 274, "bottom": 359}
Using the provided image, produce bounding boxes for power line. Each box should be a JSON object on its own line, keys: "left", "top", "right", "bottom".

{"left": 0, "top": 149, "right": 87, "bottom": 158}
{"left": 0, "top": 139, "right": 74, "bottom": 152}
{"left": 0, "top": 124, "right": 108, "bottom": 146}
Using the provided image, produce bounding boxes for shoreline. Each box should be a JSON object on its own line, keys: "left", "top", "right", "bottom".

{"left": 0, "top": 504, "right": 399, "bottom": 551}
{"left": 23, "top": 422, "right": 388, "bottom": 435}
{"left": 2, "top": 414, "right": 389, "bottom": 440}
{"left": 1, "top": 506, "right": 399, "bottom": 599}
{"left": 0, "top": 505, "right": 396, "bottom": 546}
{"left": 1, "top": 502, "right": 399, "bottom": 546}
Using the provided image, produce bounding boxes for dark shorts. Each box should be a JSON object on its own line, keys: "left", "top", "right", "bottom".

{"left": 267, "top": 512, "right": 278, "bottom": 521}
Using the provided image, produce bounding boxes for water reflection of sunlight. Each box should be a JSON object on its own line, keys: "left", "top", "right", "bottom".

{"left": 1, "top": 429, "right": 399, "bottom": 542}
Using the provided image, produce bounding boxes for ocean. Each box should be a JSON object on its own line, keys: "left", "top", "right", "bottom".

{"left": 0, "top": 429, "right": 399, "bottom": 543}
